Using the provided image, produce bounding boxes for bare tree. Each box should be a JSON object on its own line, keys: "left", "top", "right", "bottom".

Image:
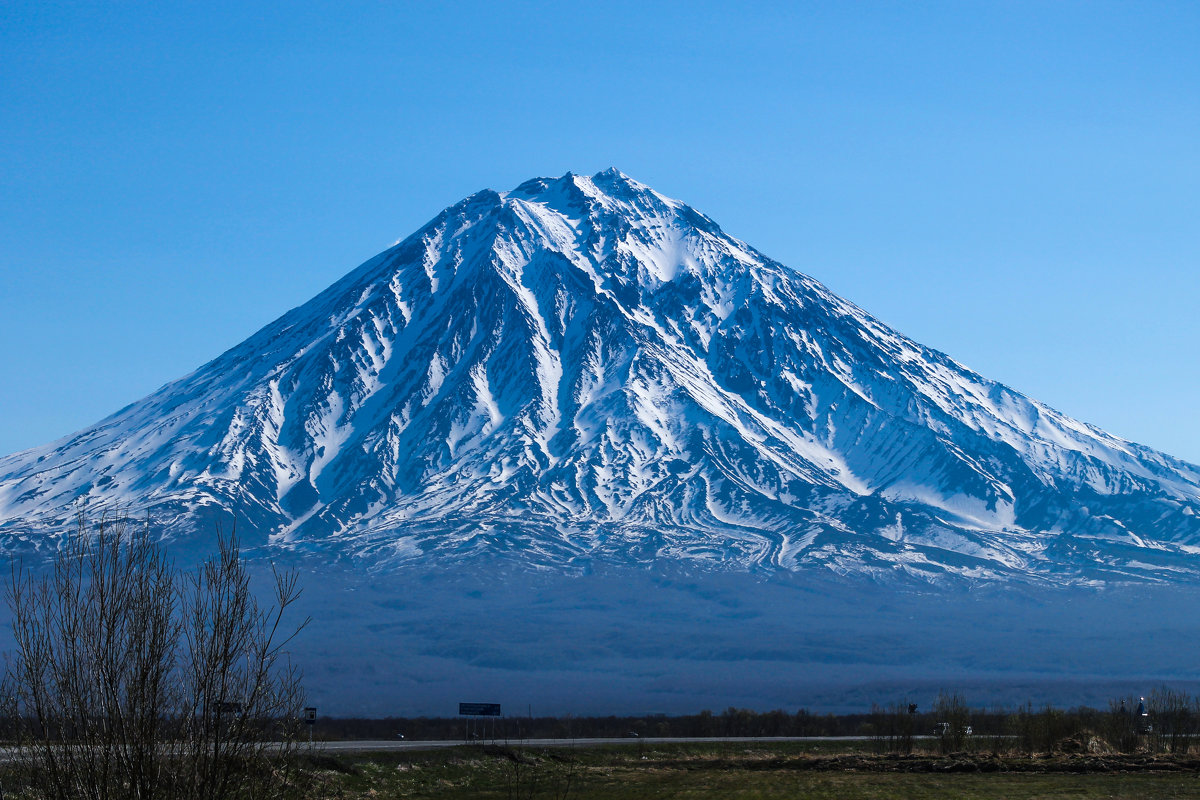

{"left": 6, "top": 514, "right": 178, "bottom": 800}
{"left": 932, "top": 691, "right": 970, "bottom": 754}
{"left": 4, "top": 513, "right": 308, "bottom": 800}
{"left": 1148, "top": 686, "right": 1194, "bottom": 755}
{"left": 173, "top": 529, "right": 308, "bottom": 800}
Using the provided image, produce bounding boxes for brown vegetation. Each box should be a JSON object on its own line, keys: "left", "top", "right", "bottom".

{"left": 2, "top": 513, "right": 309, "bottom": 800}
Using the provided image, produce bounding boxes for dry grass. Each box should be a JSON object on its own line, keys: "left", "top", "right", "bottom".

{"left": 296, "top": 742, "right": 1200, "bottom": 800}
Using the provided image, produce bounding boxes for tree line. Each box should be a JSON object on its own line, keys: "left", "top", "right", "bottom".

{"left": 315, "top": 689, "right": 1200, "bottom": 756}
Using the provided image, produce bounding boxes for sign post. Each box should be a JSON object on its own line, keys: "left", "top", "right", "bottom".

{"left": 459, "top": 702, "right": 501, "bottom": 743}
{"left": 304, "top": 706, "right": 317, "bottom": 746}
{"left": 214, "top": 699, "right": 242, "bottom": 740}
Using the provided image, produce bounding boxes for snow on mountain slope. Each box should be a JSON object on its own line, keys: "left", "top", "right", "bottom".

{"left": 2, "top": 168, "right": 1199, "bottom": 584}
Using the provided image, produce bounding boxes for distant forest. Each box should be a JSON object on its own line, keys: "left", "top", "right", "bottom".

{"left": 317, "top": 689, "right": 1198, "bottom": 755}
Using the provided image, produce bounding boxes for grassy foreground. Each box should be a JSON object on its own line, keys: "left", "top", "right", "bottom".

{"left": 297, "top": 741, "right": 1200, "bottom": 799}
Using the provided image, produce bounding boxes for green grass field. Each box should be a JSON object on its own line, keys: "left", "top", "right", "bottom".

{"left": 301, "top": 742, "right": 1200, "bottom": 800}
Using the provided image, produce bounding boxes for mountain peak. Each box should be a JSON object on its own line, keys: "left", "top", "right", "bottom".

{"left": 2, "top": 172, "right": 1199, "bottom": 586}
{"left": 508, "top": 168, "right": 649, "bottom": 206}
{"left": 590, "top": 166, "right": 640, "bottom": 188}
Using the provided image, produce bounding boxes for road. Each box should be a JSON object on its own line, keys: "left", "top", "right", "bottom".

{"left": 311, "top": 735, "right": 881, "bottom": 753}
{"left": 0, "top": 735, "right": 924, "bottom": 763}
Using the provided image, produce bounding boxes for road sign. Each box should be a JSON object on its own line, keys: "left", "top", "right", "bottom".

{"left": 459, "top": 702, "right": 501, "bottom": 717}
{"left": 304, "top": 707, "right": 317, "bottom": 724}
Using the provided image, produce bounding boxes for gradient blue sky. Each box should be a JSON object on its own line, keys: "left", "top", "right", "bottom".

{"left": 2, "top": 1, "right": 1198, "bottom": 462}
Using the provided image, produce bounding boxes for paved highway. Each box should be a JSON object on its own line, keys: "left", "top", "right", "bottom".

{"left": 311, "top": 735, "right": 880, "bottom": 753}
{"left": 0, "top": 735, "right": 918, "bottom": 763}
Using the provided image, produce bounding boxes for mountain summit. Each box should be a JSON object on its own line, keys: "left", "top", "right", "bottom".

{"left": 3, "top": 169, "right": 1199, "bottom": 583}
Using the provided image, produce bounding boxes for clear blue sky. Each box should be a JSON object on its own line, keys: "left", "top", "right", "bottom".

{"left": 2, "top": 1, "right": 1197, "bottom": 462}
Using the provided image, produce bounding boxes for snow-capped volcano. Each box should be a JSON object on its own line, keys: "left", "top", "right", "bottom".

{"left": 3, "top": 169, "right": 1199, "bottom": 584}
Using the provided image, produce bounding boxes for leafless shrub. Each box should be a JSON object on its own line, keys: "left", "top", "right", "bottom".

{"left": 867, "top": 701, "right": 916, "bottom": 754}
{"left": 4, "top": 513, "right": 308, "bottom": 800}
{"left": 1148, "top": 686, "right": 1195, "bottom": 754}
{"left": 933, "top": 691, "right": 970, "bottom": 754}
